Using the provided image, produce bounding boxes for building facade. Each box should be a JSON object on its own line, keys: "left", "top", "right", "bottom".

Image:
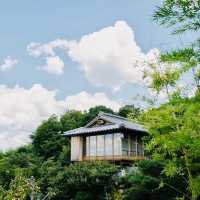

{"left": 64, "top": 112, "right": 147, "bottom": 162}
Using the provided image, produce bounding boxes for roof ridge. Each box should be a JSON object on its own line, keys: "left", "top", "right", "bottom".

{"left": 99, "top": 111, "right": 127, "bottom": 120}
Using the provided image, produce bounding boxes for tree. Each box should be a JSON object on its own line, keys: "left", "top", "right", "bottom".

{"left": 84, "top": 105, "right": 115, "bottom": 123}
{"left": 137, "top": 95, "right": 200, "bottom": 200}
{"left": 60, "top": 110, "right": 86, "bottom": 132}
{"left": 48, "top": 161, "right": 118, "bottom": 200}
{"left": 31, "top": 115, "right": 68, "bottom": 161}
{"left": 1, "top": 174, "right": 40, "bottom": 200}
{"left": 149, "top": 4, "right": 200, "bottom": 199}
{"left": 118, "top": 105, "right": 141, "bottom": 118}
{"left": 153, "top": 0, "right": 200, "bottom": 35}
{"left": 152, "top": 0, "right": 200, "bottom": 97}
{"left": 119, "top": 160, "right": 185, "bottom": 200}
{"left": 0, "top": 145, "right": 41, "bottom": 190}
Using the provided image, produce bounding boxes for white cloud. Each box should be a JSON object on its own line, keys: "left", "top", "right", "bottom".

{"left": 0, "top": 84, "right": 65, "bottom": 151}
{"left": 27, "top": 39, "right": 69, "bottom": 57}
{"left": 0, "top": 84, "right": 120, "bottom": 151}
{"left": 68, "top": 21, "right": 155, "bottom": 90}
{"left": 0, "top": 56, "right": 18, "bottom": 71}
{"left": 65, "top": 91, "right": 120, "bottom": 112}
{"left": 28, "top": 21, "right": 159, "bottom": 90}
{"left": 39, "top": 56, "right": 64, "bottom": 75}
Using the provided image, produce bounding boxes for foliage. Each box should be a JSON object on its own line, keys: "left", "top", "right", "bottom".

{"left": 84, "top": 105, "right": 115, "bottom": 123}
{"left": 0, "top": 104, "right": 145, "bottom": 200}
{"left": 150, "top": 3, "right": 200, "bottom": 199}
{"left": 152, "top": 0, "right": 200, "bottom": 98}
{"left": 0, "top": 146, "right": 41, "bottom": 190}
{"left": 118, "top": 160, "right": 185, "bottom": 200}
{"left": 118, "top": 105, "right": 141, "bottom": 118}
{"left": 60, "top": 110, "right": 86, "bottom": 132}
{"left": 138, "top": 96, "right": 200, "bottom": 200}
{"left": 0, "top": 174, "right": 40, "bottom": 200}
{"left": 0, "top": 98, "right": 199, "bottom": 200}
{"left": 31, "top": 115, "right": 68, "bottom": 161}
{"left": 153, "top": 0, "right": 200, "bottom": 34}
{"left": 47, "top": 161, "right": 118, "bottom": 200}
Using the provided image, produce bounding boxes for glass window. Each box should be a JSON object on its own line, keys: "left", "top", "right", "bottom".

{"left": 130, "top": 135, "right": 137, "bottom": 156}
{"left": 97, "top": 135, "right": 104, "bottom": 156}
{"left": 122, "top": 134, "right": 129, "bottom": 156}
{"left": 90, "top": 136, "right": 96, "bottom": 156}
{"left": 85, "top": 134, "right": 142, "bottom": 158}
{"left": 114, "top": 133, "right": 122, "bottom": 156}
{"left": 86, "top": 136, "right": 90, "bottom": 156}
{"left": 105, "top": 134, "right": 113, "bottom": 156}
{"left": 137, "top": 140, "right": 143, "bottom": 156}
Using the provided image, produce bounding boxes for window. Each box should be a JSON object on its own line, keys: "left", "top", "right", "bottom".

{"left": 97, "top": 135, "right": 104, "bottom": 156}
{"left": 122, "top": 134, "right": 129, "bottom": 156}
{"left": 130, "top": 135, "right": 137, "bottom": 156}
{"left": 105, "top": 134, "right": 113, "bottom": 156}
{"left": 137, "top": 138, "right": 144, "bottom": 156}
{"left": 85, "top": 133, "right": 142, "bottom": 158}
{"left": 90, "top": 136, "right": 96, "bottom": 156}
{"left": 114, "top": 133, "right": 123, "bottom": 156}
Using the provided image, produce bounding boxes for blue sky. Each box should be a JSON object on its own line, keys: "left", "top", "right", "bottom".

{"left": 0, "top": 0, "right": 195, "bottom": 97}
{"left": 0, "top": 0, "right": 198, "bottom": 150}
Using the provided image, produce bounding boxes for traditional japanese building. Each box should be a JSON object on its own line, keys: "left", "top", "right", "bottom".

{"left": 64, "top": 112, "right": 147, "bottom": 162}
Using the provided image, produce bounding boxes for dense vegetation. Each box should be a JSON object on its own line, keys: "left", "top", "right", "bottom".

{"left": 1, "top": 0, "right": 200, "bottom": 199}
{"left": 0, "top": 105, "right": 144, "bottom": 200}
{"left": 0, "top": 98, "right": 199, "bottom": 200}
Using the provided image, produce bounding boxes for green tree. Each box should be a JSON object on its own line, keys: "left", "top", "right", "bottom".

{"left": 149, "top": 4, "right": 200, "bottom": 198}
{"left": 31, "top": 115, "right": 68, "bottom": 161}
{"left": 138, "top": 96, "right": 200, "bottom": 200}
{"left": 153, "top": 0, "right": 200, "bottom": 35}
{"left": 48, "top": 161, "right": 118, "bottom": 200}
{"left": 1, "top": 174, "right": 40, "bottom": 200}
{"left": 119, "top": 160, "right": 185, "bottom": 200}
{"left": 118, "top": 105, "right": 141, "bottom": 118}
{"left": 152, "top": 0, "right": 200, "bottom": 97}
{"left": 84, "top": 105, "right": 115, "bottom": 124}
{"left": 0, "top": 146, "right": 41, "bottom": 190}
{"left": 60, "top": 110, "right": 86, "bottom": 132}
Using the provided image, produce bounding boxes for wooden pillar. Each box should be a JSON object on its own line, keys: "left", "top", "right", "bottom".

{"left": 89, "top": 136, "right": 90, "bottom": 161}
{"left": 136, "top": 135, "right": 138, "bottom": 157}
{"left": 142, "top": 140, "right": 144, "bottom": 157}
{"left": 128, "top": 134, "right": 131, "bottom": 157}
{"left": 104, "top": 134, "right": 105, "bottom": 160}
{"left": 96, "top": 135, "right": 97, "bottom": 159}
{"left": 112, "top": 133, "right": 114, "bottom": 161}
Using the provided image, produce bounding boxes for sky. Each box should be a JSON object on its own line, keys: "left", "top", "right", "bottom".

{"left": 0, "top": 0, "right": 198, "bottom": 150}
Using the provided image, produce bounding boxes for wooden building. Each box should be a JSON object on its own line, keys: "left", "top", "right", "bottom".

{"left": 64, "top": 112, "right": 147, "bottom": 162}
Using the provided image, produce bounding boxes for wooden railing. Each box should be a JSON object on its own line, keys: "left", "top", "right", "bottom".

{"left": 83, "top": 155, "right": 145, "bottom": 161}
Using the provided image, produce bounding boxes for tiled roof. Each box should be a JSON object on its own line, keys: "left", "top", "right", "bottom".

{"left": 63, "top": 112, "right": 147, "bottom": 136}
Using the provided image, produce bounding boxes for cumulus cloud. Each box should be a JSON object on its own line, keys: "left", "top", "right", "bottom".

{"left": 0, "top": 84, "right": 120, "bottom": 151}
{"left": 39, "top": 56, "right": 64, "bottom": 75}
{"left": 65, "top": 91, "right": 120, "bottom": 111}
{"left": 0, "top": 56, "right": 18, "bottom": 71}
{"left": 28, "top": 21, "right": 159, "bottom": 90}
{"left": 68, "top": 21, "right": 157, "bottom": 90}
{"left": 28, "top": 40, "right": 69, "bottom": 75}
{"left": 27, "top": 40, "right": 70, "bottom": 57}
{"left": 0, "top": 84, "right": 65, "bottom": 150}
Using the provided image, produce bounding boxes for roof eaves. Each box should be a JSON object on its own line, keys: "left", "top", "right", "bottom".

{"left": 64, "top": 124, "right": 120, "bottom": 136}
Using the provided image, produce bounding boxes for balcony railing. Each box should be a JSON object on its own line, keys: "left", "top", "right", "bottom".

{"left": 83, "top": 155, "right": 145, "bottom": 161}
